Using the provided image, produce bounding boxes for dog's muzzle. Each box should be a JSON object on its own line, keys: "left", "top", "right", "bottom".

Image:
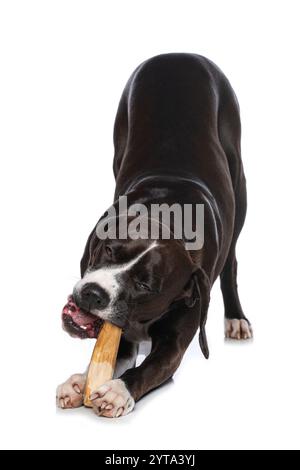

{"left": 61, "top": 295, "right": 103, "bottom": 339}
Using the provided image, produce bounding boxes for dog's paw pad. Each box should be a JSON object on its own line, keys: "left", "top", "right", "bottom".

{"left": 56, "top": 373, "right": 86, "bottom": 409}
{"left": 90, "top": 379, "right": 134, "bottom": 418}
{"left": 225, "top": 319, "right": 253, "bottom": 340}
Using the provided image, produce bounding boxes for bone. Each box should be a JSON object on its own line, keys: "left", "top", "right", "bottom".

{"left": 84, "top": 321, "right": 122, "bottom": 407}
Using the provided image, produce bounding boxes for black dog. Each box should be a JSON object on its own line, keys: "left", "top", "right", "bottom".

{"left": 57, "top": 53, "right": 252, "bottom": 418}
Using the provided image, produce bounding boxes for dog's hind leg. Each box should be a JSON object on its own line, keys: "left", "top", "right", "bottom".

{"left": 220, "top": 162, "right": 252, "bottom": 339}
{"left": 218, "top": 81, "right": 253, "bottom": 340}
{"left": 221, "top": 246, "right": 253, "bottom": 340}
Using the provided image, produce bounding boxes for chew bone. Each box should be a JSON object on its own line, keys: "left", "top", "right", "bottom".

{"left": 84, "top": 321, "right": 122, "bottom": 407}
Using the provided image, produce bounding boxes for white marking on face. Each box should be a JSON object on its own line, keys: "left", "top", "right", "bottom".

{"left": 74, "top": 241, "right": 158, "bottom": 319}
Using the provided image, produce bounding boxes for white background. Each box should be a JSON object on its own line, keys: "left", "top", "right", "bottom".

{"left": 1, "top": 0, "right": 300, "bottom": 450}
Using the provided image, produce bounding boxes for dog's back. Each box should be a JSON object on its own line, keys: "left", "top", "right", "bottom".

{"left": 113, "top": 53, "right": 243, "bottom": 274}
{"left": 114, "top": 54, "right": 241, "bottom": 212}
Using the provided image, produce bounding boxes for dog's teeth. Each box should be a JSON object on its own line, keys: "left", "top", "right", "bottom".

{"left": 80, "top": 325, "right": 87, "bottom": 330}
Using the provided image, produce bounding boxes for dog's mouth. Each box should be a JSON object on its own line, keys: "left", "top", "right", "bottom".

{"left": 62, "top": 296, "right": 103, "bottom": 339}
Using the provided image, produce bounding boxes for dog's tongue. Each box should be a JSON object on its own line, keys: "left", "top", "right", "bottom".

{"left": 62, "top": 296, "right": 96, "bottom": 329}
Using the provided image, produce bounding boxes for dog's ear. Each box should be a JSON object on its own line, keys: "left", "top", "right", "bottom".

{"left": 176, "top": 266, "right": 210, "bottom": 358}
{"left": 178, "top": 276, "right": 198, "bottom": 308}
{"left": 80, "top": 230, "right": 98, "bottom": 277}
{"left": 192, "top": 266, "right": 211, "bottom": 359}
{"left": 180, "top": 266, "right": 210, "bottom": 308}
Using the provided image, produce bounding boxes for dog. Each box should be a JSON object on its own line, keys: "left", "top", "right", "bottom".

{"left": 57, "top": 53, "right": 252, "bottom": 418}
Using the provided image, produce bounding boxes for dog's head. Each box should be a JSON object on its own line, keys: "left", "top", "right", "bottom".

{"left": 62, "top": 226, "right": 201, "bottom": 339}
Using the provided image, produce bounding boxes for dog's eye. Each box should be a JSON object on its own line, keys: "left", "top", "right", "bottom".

{"left": 136, "top": 282, "right": 152, "bottom": 292}
{"left": 105, "top": 246, "right": 113, "bottom": 258}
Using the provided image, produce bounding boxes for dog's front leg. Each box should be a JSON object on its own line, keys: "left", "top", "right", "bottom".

{"left": 89, "top": 304, "right": 199, "bottom": 418}
{"left": 56, "top": 338, "right": 138, "bottom": 411}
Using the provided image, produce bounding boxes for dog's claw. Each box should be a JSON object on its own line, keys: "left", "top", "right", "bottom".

{"left": 73, "top": 384, "right": 81, "bottom": 395}
{"left": 116, "top": 407, "right": 124, "bottom": 418}
{"left": 90, "top": 392, "right": 99, "bottom": 401}
{"left": 64, "top": 397, "right": 71, "bottom": 406}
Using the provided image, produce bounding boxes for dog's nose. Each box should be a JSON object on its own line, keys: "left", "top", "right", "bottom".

{"left": 80, "top": 283, "right": 110, "bottom": 311}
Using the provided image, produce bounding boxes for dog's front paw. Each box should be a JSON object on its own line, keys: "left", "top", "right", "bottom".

{"left": 90, "top": 379, "right": 135, "bottom": 418}
{"left": 56, "top": 373, "right": 86, "bottom": 409}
